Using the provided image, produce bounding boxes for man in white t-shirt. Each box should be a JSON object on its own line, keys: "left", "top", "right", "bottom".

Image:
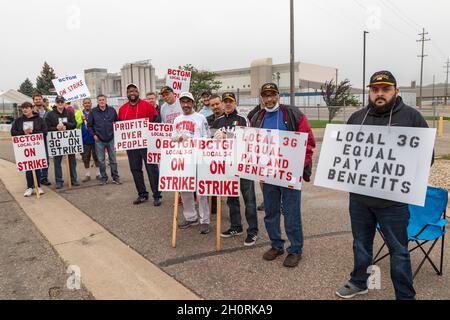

{"left": 160, "top": 86, "right": 182, "bottom": 124}
{"left": 172, "top": 92, "right": 211, "bottom": 234}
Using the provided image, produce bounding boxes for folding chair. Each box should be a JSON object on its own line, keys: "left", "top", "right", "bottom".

{"left": 373, "top": 186, "right": 448, "bottom": 279}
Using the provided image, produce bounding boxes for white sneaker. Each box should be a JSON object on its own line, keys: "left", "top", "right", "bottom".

{"left": 24, "top": 188, "right": 33, "bottom": 197}
{"left": 37, "top": 188, "right": 45, "bottom": 195}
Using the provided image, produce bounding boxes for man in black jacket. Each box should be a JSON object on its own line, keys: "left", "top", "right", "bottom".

{"left": 11, "top": 102, "right": 48, "bottom": 196}
{"left": 45, "top": 96, "right": 79, "bottom": 189}
{"left": 336, "top": 71, "right": 430, "bottom": 300}
{"left": 212, "top": 92, "right": 259, "bottom": 246}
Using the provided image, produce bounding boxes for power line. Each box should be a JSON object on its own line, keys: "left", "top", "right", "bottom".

{"left": 378, "top": 0, "right": 421, "bottom": 31}
{"left": 417, "top": 28, "right": 431, "bottom": 107}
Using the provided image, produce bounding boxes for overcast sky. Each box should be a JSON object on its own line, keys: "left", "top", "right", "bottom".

{"left": 1, "top": 0, "right": 449, "bottom": 91}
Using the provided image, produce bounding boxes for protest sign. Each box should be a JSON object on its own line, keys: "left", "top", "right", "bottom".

{"left": 314, "top": 124, "right": 436, "bottom": 206}
{"left": 52, "top": 74, "right": 90, "bottom": 103}
{"left": 165, "top": 68, "right": 191, "bottom": 98}
{"left": 159, "top": 139, "right": 197, "bottom": 192}
{"left": 12, "top": 133, "right": 48, "bottom": 172}
{"left": 114, "top": 119, "right": 149, "bottom": 151}
{"left": 233, "top": 127, "right": 308, "bottom": 190}
{"left": 197, "top": 139, "right": 240, "bottom": 196}
{"left": 147, "top": 123, "right": 173, "bottom": 164}
{"left": 47, "top": 130, "right": 83, "bottom": 157}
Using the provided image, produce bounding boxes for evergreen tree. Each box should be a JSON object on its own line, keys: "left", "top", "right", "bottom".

{"left": 18, "top": 78, "right": 35, "bottom": 97}
{"left": 35, "top": 62, "right": 56, "bottom": 95}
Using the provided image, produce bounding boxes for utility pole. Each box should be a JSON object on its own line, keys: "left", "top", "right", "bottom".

{"left": 432, "top": 75, "right": 436, "bottom": 128}
{"left": 290, "top": 0, "right": 295, "bottom": 107}
{"left": 444, "top": 58, "right": 450, "bottom": 105}
{"left": 417, "top": 28, "right": 430, "bottom": 108}
{"left": 363, "top": 31, "right": 369, "bottom": 107}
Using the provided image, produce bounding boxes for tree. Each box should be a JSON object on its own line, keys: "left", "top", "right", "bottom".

{"left": 321, "top": 79, "right": 359, "bottom": 122}
{"left": 179, "top": 64, "right": 222, "bottom": 108}
{"left": 35, "top": 61, "right": 56, "bottom": 95}
{"left": 18, "top": 78, "right": 35, "bottom": 97}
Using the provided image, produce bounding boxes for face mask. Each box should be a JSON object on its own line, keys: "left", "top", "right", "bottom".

{"left": 265, "top": 103, "right": 280, "bottom": 113}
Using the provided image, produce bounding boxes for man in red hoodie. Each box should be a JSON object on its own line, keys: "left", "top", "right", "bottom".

{"left": 118, "top": 83, "right": 162, "bottom": 206}
{"left": 250, "top": 83, "right": 315, "bottom": 268}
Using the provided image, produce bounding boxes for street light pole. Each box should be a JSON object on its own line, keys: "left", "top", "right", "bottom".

{"left": 363, "top": 31, "right": 369, "bottom": 107}
{"left": 290, "top": 0, "right": 295, "bottom": 107}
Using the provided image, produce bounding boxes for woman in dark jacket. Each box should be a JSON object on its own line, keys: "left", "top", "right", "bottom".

{"left": 10, "top": 102, "right": 48, "bottom": 197}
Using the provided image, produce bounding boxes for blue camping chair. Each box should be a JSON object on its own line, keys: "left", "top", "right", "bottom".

{"left": 373, "top": 186, "right": 448, "bottom": 279}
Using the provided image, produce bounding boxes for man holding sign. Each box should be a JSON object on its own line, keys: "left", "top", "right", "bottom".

{"left": 212, "top": 92, "right": 259, "bottom": 246}
{"left": 11, "top": 102, "right": 47, "bottom": 197}
{"left": 45, "top": 96, "right": 79, "bottom": 189}
{"left": 118, "top": 83, "right": 161, "bottom": 206}
{"left": 172, "top": 92, "right": 211, "bottom": 233}
{"left": 250, "top": 83, "right": 315, "bottom": 268}
{"left": 335, "top": 71, "right": 432, "bottom": 300}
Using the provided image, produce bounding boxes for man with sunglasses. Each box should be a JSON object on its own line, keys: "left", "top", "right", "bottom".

{"left": 336, "top": 71, "right": 432, "bottom": 300}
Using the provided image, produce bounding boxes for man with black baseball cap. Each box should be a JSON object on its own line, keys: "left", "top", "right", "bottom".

{"left": 160, "top": 86, "right": 182, "bottom": 124}
{"left": 212, "top": 92, "right": 259, "bottom": 246}
{"left": 336, "top": 70, "right": 432, "bottom": 300}
{"left": 118, "top": 83, "right": 162, "bottom": 206}
{"left": 250, "top": 82, "right": 315, "bottom": 268}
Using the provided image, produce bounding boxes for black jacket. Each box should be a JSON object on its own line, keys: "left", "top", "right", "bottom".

{"left": 11, "top": 112, "right": 47, "bottom": 136}
{"left": 45, "top": 108, "right": 76, "bottom": 132}
{"left": 211, "top": 110, "right": 249, "bottom": 137}
{"left": 347, "top": 96, "right": 433, "bottom": 208}
{"left": 247, "top": 104, "right": 261, "bottom": 122}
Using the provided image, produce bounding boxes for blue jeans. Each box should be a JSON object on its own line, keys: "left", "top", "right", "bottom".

{"left": 26, "top": 170, "right": 41, "bottom": 189}
{"left": 226, "top": 178, "right": 258, "bottom": 236}
{"left": 53, "top": 155, "right": 78, "bottom": 185}
{"left": 126, "top": 148, "right": 161, "bottom": 200}
{"left": 95, "top": 140, "right": 119, "bottom": 181}
{"left": 349, "top": 199, "right": 416, "bottom": 300}
{"left": 263, "top": 184, "right": 303, "bottom": 254}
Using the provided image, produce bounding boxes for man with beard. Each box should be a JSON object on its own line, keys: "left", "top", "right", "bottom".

{"left": 336, "top": 71, "right": 432, "bottom": 300}
{"left": 198, "top": 90, "right": 213, "bottom": 118}
{"left": 33, "top": 94, "right": 51, "bottom": 186}
{"left": 206, "top": 94, "right": 225, "bottom": 128}
{"left": 118, "top": 84, "right": 162, "bottom": 206}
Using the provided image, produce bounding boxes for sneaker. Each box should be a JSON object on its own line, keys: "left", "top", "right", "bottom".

{"left": 72, "top": 181, "right": 80, "bottom": 187}
{"left": 40, "top": 179, "right": 51, "bottom": 186}
{"left": 55, "top": 183, "right": 63, "bottom": 190}
{"left": 101, "top": 179, "right": 108, "bottom": 185}
{"left": 199, "top": 224, "right": 210, "bottom": 234}
{"left": 257, "top": 202, "right": 264, "bottom": 211}
{"left": 244, "top": 234, "right": 258, "bottom": 246}
{"left": 37, "top": 188, "right": 45, "bottom": 195}
{"left": 335, "top": 281, "right": 369, "bottom": 299}
{"left": 82, "top": 176, "right": 91, "bottom": 183}
{"left": 112, "top": 178, "right": 122, "bottom": 185}
{"left": 133, "top": 196, "right": 148, "bottom": 205}
{"left": 24, "top": 188, "right": 33, "bottom": 197}
{"left": 221, "top": 228, "right": 244, "bottom": 238}
{"left": 283, "top": 253, "right": 302, "bottom": 268}
{"left": 263, "top": 248, "right": 285, "bottom": 261}
{"left": 178, "top": 219, "right": 199, "bottom": 229}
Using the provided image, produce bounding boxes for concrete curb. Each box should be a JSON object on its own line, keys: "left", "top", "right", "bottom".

{"left": 0, "top": 159, "right": 199, "bottom": 300}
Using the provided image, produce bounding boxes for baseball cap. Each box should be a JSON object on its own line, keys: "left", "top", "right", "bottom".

{"left": 126, "top": 83, "right": 138, "bottom": 90}
{"left": 222, "top": 92, "right": 236, "bottom": 102}
{"left": 260, "top": 82, "right": 279, "bottom": 95}
{"left": 368, "top": 71, "right": 397, "bottom": 87}
{"left": 179, "top": 92, "right": 195, "bottom": 102}
{"left": 160, "top": 86, "right": 174, "bottom": 95}
{"left": 55, "top": 95, "right": 65, "bottom": 103}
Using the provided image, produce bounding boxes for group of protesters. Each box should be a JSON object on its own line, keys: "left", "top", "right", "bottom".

{"left": 10, "top": 70, "right": 432, "bottom": 300}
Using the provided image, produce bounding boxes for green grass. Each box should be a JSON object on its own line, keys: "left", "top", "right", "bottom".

{"left": 309, "top": 120, "right": 345, "bottom": 128}
{"left": 440, "top": 154, "right": 450, "bottom": 161}
{"left": 425, "top": 116, "right": 450, "bottom": 121}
